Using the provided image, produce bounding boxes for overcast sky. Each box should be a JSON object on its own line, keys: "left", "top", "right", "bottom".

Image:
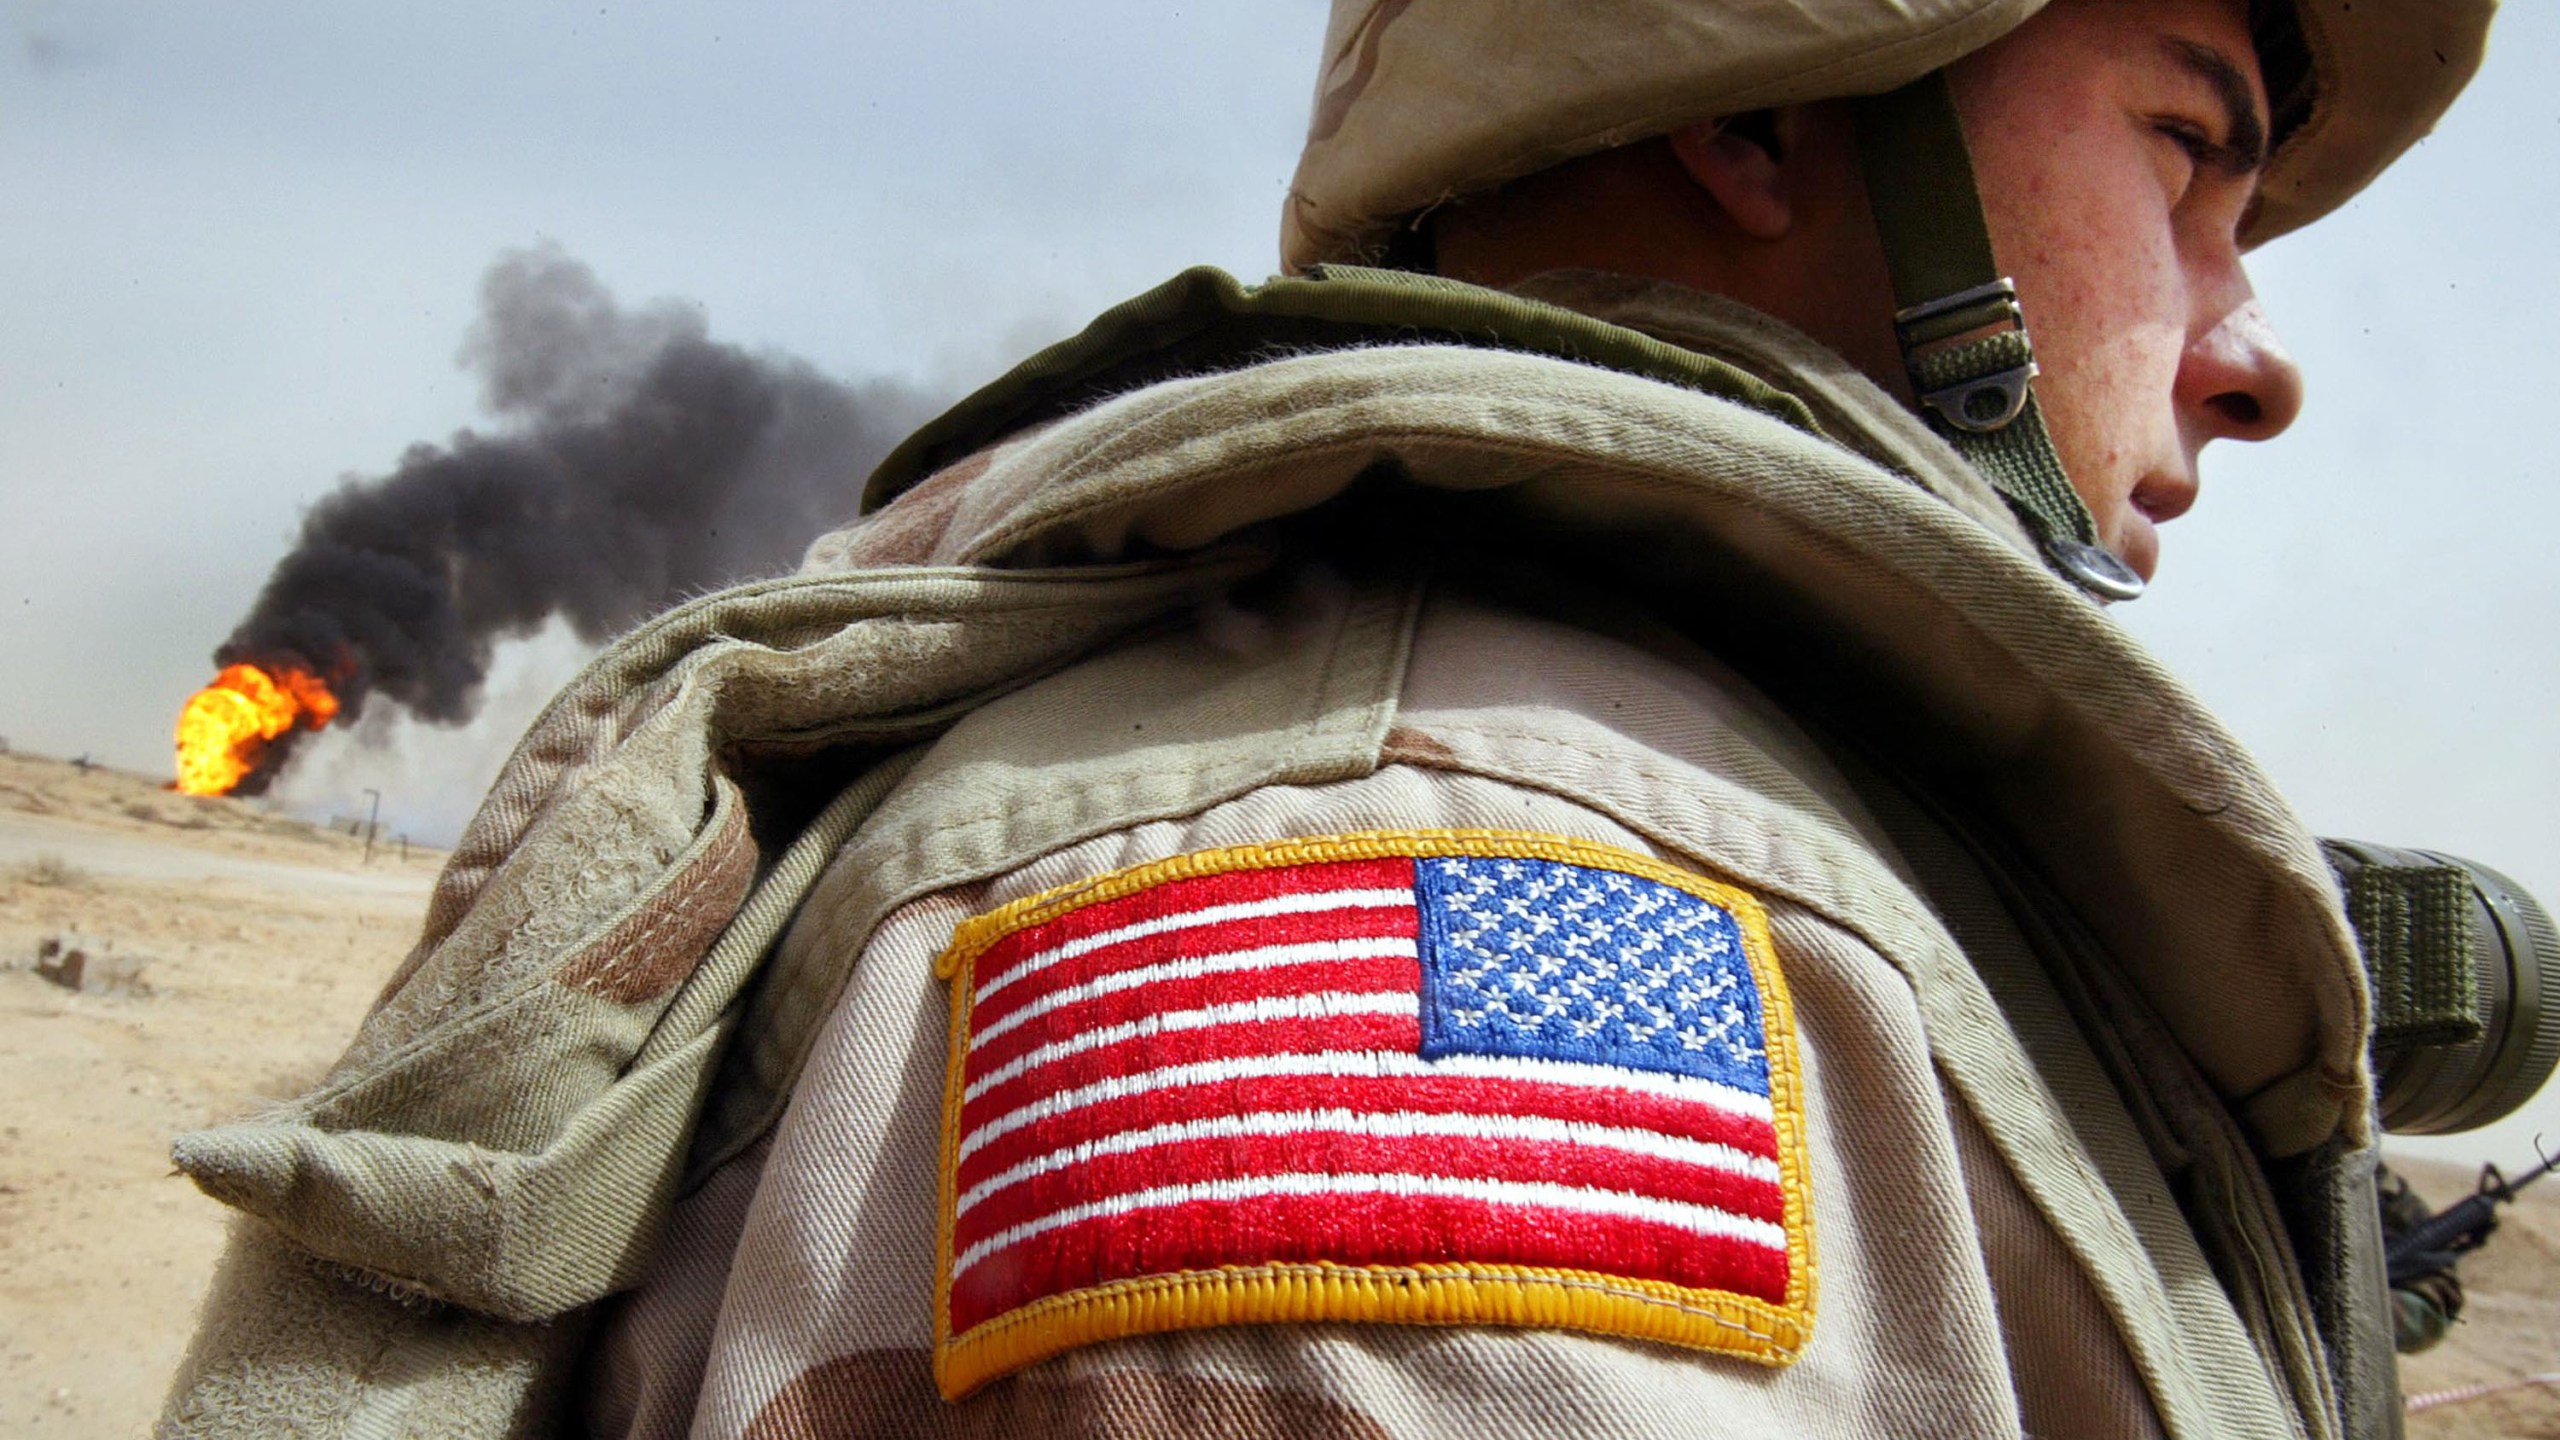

{"left": 2, "top": 1, "right": 2552, "bottom": 1162}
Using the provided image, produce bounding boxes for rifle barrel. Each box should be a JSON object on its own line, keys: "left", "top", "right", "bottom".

{"left": 2489, "top": 1148, "right": 2559, "bottom": 1198}
{"left": 2386, "top": 1144, "right": 2556, "bottom": 1284}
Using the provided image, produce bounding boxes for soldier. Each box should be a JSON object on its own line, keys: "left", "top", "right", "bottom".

{"left": 161, "top": 1, "right": 2497, "bottom": 1438}
{"left": 2376, "top": 1165, "right": 2468, "bottom": 1354}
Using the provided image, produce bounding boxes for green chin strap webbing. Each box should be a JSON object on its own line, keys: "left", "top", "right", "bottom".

{"left": 1853, "top": 73, "right": 2146, "bottom": 603}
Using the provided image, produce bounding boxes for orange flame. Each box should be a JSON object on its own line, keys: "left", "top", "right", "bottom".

{"left": 173, "top": 663, "right": 341, "bottom": 796}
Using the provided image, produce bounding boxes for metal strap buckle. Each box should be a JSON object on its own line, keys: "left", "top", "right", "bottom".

{"left": 1895, "top": 278, "right": 2039, "bottom": 434}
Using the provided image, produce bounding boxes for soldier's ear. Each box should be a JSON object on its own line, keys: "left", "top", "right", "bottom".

{"left": 1667, "top": 112, "right": 1794, "bottom": 240}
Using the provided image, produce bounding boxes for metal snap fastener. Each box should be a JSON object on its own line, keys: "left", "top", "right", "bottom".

{"left": 2046, "top": 537, "right": 2145, "bottom": 602}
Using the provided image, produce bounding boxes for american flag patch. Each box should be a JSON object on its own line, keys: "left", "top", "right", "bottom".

{"left": 930, "top": 830, "right": 1812, "bottom": 1397}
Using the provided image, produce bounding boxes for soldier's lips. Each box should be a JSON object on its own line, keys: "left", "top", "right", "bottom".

{"left": 2108, "top": 469, "right": 2199, "bottom": 582}
{"left": 2132, "top": 469, "right": 2200, "bottom": 526}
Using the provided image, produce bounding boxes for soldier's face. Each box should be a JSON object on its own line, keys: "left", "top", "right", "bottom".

{"left": 1949, "top": 0, "right": 2303, "bottom": 581}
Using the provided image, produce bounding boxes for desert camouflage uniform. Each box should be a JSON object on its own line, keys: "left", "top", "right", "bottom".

{"left": 147, "top": 259, "right": 2404, "bottom": 1438}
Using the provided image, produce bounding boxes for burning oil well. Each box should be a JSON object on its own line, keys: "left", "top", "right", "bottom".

{"left": 173, "top": 247, "right": 936, "bottom": 796}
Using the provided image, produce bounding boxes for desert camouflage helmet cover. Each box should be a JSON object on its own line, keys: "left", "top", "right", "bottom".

{"left": 1281, "top": 0, "right": 2496, "bottom": 271}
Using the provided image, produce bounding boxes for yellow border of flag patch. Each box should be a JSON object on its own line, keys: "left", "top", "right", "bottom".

{"left": 930, "top": 828, "right": 1815, "bottom": 1398}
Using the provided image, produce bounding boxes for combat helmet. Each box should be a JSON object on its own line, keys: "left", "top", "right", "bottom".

{"left": 1280, "top": 0, "right": 2496, "bottom": 598}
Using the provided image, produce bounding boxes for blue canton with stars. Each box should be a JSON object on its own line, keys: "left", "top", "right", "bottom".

{"left": 1411, "top": 855, "right": 1769, "bottom": 1095}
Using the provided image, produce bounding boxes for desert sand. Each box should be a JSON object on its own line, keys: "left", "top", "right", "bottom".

{"left": 0, "top": 748, "right": 2550, "bottom": 1437}
{"left": 0, "top": 749, "right": 443, "bottom": 1437}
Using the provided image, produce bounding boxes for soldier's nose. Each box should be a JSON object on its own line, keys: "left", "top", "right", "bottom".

{"left": 2183, "top": 297, "right": 2303, "bottom": 445}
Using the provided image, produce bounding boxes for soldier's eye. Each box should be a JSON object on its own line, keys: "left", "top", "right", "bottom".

{"left": 2155, "top": 118, "right": 2242, "bottom": 179}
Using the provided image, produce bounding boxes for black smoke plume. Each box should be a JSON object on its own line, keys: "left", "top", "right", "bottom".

{"left": 214, "top": 246, "right": 938, "bottom": 792}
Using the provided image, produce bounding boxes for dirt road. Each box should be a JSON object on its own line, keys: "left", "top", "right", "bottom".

{"left": 0, "top": 813, "right": 437, "bottom": 900}
{"left": 0, "top": 751, "right": 439, "bottom": 1437}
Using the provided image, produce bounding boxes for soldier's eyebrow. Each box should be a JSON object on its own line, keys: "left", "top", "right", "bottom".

{"left": 2164, "top": 38, "right": 2270, "bottom": 174}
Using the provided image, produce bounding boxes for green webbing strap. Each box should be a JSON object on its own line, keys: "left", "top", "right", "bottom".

{"left": 1853, "top": 74, "right": 2143, "bottom": 602}
{"left": 2344, "top": 864, "right": 2484, "bottom": 1049}
{"left": 1854, "top": 72, "right": 2009, "bottom": 311}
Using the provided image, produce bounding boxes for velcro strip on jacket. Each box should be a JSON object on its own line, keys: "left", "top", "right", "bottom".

{"left": 2345, "top": 864, "right": 2482, "bottom": 1049}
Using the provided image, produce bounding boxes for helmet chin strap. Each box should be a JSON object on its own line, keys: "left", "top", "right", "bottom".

{"left": 1852, "top": 73, "right": 2146, "bottom": 603}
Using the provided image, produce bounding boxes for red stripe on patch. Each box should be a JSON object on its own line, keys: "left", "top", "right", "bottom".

{"left": 952, "top": 1127, "right": 1787, "bottom": 1253}
{"left": 969, "top": 902, "right": 1421, "bottom": 1033}
{"left": 958, "top": 1011, "right": 1427, "bottom": 1135}
{"left": 950, "top": 1189, "right": 1789, "bottom": 1334}
{"left": 972, "top": 857, "right": 1417, "bottom": 997}
{"left": 963, "top": 954, "right": 1422, "bottom": 1077}
{"left": 954, "top": 1066, "right": 1776, "bottom": 1199}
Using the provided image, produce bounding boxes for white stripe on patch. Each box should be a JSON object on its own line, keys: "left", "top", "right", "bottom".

{"left": 955, "top": 1106, "right": 1782, "bottom": 1217}
{"left": 974, "top": 887, "right": 1414, "bottom": 1004}
{"left": 951, "top": 1171, "right": 1789, "bottom": 1280}
{"left": 961, "top": 993, "right": 1422, "bottom": 1105}
{"left": 958, "top": 1048, "right": 1774, "bottom": 1163}
{"left": 969, "top": 937, "right": 1422, "bottom": 1052}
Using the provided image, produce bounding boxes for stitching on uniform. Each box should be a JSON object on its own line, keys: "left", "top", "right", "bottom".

{"left": 965, "top": 1260, "right": 1796, "bottom": 1347}
{"left": 557, "top": 801, "right": 754, "bottom": 1001}
{"left": 938, "top": 828, "right": 1775, "bottom": 975}
{"left": 568, "top": 860, "right": 723, "bottom": 995}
